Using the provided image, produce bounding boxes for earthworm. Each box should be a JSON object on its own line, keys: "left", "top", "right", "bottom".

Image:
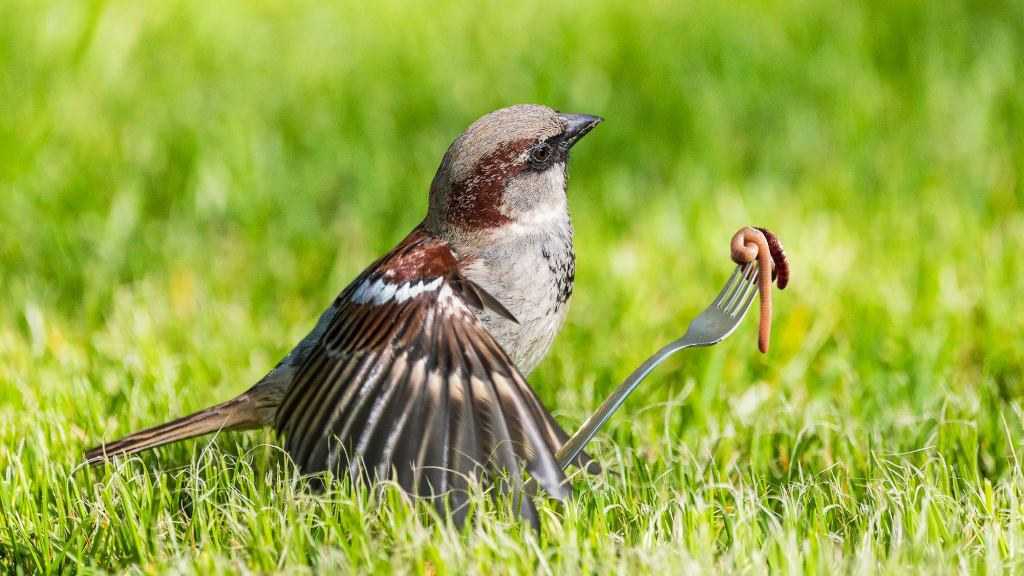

{"left": 730, "top": 226, "right": 788, "bottom": 353}
{"left": 754, "top": 227, "right": 789, "bottom": 290}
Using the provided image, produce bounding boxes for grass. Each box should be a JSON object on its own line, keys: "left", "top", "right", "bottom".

{"left": 1, "top": 0, "right": 1023, "bottom": 572}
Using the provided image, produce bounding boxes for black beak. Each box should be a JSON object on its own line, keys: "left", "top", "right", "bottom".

{"left": 556, "top": 113, "right": 603, "bottom": 149}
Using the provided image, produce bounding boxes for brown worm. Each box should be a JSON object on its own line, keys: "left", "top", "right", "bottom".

{"left": 754, "top": 227, "right": 789, "bottom": 289}
{"left": 729, "top": 226, "right": 789, "bottom": 353}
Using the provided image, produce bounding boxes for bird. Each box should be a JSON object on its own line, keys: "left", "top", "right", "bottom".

{"left": 85, "top": 104, "right": 604, "bottom": 525}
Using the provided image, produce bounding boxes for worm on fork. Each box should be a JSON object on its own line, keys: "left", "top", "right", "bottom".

{"left": 729, "top": 226, "right": 789, "bottom": 353}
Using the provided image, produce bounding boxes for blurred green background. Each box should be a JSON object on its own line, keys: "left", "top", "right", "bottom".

{"left": 1, "top": 0, "right": 1023, "bottom": 572}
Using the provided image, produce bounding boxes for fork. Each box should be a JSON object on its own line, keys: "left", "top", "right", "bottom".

{"left": 555, "top": 261, "right": 762, "bottom": 470}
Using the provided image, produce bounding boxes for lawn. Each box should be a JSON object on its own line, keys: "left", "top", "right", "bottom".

{"left": 2, "top": 0, "right": 1023, "bottom": 573}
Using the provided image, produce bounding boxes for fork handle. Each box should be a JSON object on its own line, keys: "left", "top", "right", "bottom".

{"left": 555, "top": 339, "right": 697, "bottom": 470}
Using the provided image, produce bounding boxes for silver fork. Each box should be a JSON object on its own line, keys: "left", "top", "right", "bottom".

{"left": 555, "top": 261, "right": 762, "bottom": 470}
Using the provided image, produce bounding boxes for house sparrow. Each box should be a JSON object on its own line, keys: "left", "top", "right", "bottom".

{"left": 85, "top": 104, "right": 603, "bottom": 525}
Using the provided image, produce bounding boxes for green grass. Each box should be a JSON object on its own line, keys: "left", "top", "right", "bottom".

{"left": 2, "top": 0, "right": 1024, "bottom": 572}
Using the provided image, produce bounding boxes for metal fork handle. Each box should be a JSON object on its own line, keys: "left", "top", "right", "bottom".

{"left": 555, "top": 335, "right": 703, "bottom": 470}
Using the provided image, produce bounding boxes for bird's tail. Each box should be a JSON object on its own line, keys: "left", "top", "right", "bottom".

{"left": 84, "top": 383, "right": 282, "bottom": 465}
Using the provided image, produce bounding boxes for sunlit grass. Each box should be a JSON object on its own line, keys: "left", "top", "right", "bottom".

{"left": 1, "top": 0, "right": 1023, "bottom": 572}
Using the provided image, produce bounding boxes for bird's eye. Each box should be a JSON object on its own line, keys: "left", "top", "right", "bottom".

{"left": 529, "top": 144, "right": 552, "bottom": 165}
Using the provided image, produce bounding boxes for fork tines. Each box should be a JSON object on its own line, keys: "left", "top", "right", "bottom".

{"left": 716, "top": 262, "right": 759, "bottom": 317}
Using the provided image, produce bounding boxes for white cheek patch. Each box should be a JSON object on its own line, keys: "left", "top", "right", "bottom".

{"left": 502, "top": 164, "right": 568, "bottom": 231}
{"left": 543, "top": 164, "right": 566, "bottom": 192}
{"left": 351, "top": 277, "right": 444, "bottom": 305}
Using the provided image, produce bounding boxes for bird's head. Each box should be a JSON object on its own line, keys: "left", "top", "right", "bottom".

{"left": 425, "top": 104, "right": 602, "bottom": 242}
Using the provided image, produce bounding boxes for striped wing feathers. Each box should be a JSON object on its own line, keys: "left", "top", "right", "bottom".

{"left": 275, "top": 229, "right": 575, "bottom": 522}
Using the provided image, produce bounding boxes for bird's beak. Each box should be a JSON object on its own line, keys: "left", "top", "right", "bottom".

{"left": 556, "top": 113, "right": 603, "bottom": 149}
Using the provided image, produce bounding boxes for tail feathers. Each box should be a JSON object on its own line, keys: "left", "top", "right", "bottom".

{"left": 84, "top": 393, "right": 272, "bottom": 465}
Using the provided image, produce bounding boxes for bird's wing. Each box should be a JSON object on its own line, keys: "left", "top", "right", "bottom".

{"left": 275, "top": 228, "right": 573, "bottom": 525}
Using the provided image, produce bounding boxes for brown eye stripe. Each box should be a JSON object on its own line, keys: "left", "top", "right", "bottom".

{"left": 730, "top": 226, "right": 789, "bottom": 353}
{"left": 446, "top": 138, "right": 533, "bottom": 230}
